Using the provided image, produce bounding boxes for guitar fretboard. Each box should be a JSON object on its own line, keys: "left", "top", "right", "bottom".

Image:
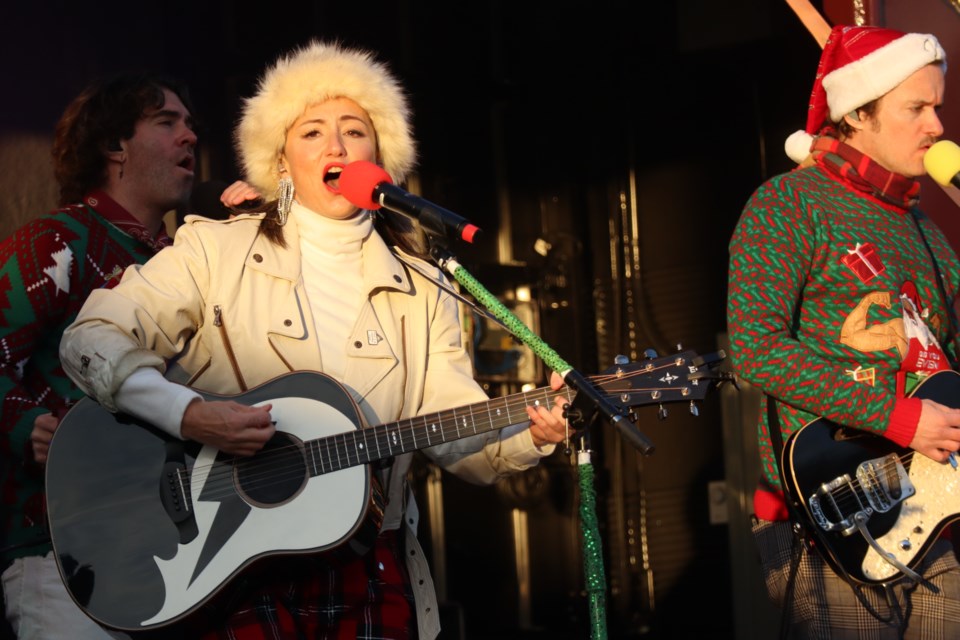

{"left": 303, "top": 385, "right": 576, "bottom": 476}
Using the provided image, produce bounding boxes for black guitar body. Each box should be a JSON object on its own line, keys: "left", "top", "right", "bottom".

{"left": 781, "top": 369, "right": 960, "bottom": 584}
{"left": 46, "top": 372, "right": 369, "bottom": 632}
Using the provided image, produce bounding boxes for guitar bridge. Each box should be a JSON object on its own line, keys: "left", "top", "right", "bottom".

{"left": 808, "top": 454, "right": 915, "bottom": 536}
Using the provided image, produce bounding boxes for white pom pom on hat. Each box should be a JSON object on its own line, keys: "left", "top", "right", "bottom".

{"left": 784, "top": 26, "right": 946, "bottom": 164}
{"left": 785, "top": 130, "right": 816, "bottom": 165}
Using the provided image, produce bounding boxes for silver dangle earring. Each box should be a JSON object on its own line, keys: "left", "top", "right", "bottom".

{"left": 277, "top": 170, "right": 294, "bottom": 226}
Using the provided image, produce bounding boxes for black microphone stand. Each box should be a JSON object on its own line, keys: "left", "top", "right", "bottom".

{"left": 420, "top": 230, "right": 656, "bottom": 640}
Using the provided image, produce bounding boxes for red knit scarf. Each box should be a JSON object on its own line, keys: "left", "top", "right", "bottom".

{"left": 811, "top": 130, "right": 921, "bottom": 210}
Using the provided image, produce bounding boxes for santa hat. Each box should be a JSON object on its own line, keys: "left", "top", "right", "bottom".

{"left": 785, "top": 26, "right": 946, "bottom": 164}
{"left": 236, "top": 41, "right": 416, "bottom": 196}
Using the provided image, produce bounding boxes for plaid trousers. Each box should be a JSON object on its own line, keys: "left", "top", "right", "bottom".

{"left": 753, "top": 518, "right": 960, "bottom": 639}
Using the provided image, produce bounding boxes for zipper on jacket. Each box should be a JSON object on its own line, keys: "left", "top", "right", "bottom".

{"left": 213, "top": 304, "right": 248, "bottom": 391}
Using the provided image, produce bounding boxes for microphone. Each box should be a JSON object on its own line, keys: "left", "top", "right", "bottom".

{"left": 924, "top": 140, "right": 960, "bottom": 188}
{"left": 340, "top": 161, "right": 482, "bottom": 244}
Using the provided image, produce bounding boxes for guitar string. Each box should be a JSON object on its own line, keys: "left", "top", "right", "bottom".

{"left": 175, "top": 364, "right": 701, "bottom": 503}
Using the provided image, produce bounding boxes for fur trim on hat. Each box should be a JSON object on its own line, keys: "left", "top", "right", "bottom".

{"left": 822, "top": 32, "right": 945, "bottom": 122}
{"left": 236, "top": 41, "right": 416, "bottom": 197}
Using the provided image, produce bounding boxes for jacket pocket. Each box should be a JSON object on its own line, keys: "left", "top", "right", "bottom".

{"left": 213, "top": 304, "right": 248, "bottom": 391}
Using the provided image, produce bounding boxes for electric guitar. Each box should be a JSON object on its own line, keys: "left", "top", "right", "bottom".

{"left": 781, "top": 369, "right": 960, "bottom": 585}
{"left": 46, "top": 350, "right": 725, "bottom": 633}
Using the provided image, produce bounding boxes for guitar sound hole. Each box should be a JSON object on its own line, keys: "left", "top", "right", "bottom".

{"left": 234, "top": 432, "right": 308, "bottom": 507}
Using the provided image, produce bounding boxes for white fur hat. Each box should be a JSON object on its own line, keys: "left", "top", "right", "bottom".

{"left": 236, "top": 41, "right": 416, "bottom": 196}
{"left": 784, "top": 26, "right": 945, "bottom": 164}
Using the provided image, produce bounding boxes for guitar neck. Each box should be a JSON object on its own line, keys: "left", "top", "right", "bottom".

{"left": 303, "top": 385, "right": 574, "bottom": 476}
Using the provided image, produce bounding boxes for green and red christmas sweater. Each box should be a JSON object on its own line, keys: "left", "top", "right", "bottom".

{"left": 727, "top": 146, "right": 960, "bottom": 522}
{"left": 0, "top": 191, "right": 169, "bottom": 562}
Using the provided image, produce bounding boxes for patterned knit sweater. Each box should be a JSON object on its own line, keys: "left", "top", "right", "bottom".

{"left": 727, "top": 164, "right": 960, "bottom": 519}
{"left": 0, "top": 193, "right": 164, "bottom": 561}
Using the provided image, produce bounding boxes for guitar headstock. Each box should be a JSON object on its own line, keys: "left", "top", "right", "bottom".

{"left": 594, "top": 349, "right": 728, "bottom": 413}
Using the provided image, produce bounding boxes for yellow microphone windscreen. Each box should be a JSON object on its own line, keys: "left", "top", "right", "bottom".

{"left": 924, "top": 140, "right": 960, "bottom": 187}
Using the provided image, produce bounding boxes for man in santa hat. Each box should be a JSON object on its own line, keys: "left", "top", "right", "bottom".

{"left": 727, "top": 25, "right": 960, "bottom": 638}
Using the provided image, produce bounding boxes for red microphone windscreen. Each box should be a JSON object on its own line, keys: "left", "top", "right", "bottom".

{"left": 340, "top": 161, "right": 393, "bottom": 210}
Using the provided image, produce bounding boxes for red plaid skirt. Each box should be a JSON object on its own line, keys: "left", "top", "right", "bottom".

{"left": 196, "top": 529, "right": 415, "bottom": 640}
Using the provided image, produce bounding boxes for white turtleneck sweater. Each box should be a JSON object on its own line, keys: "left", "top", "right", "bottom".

{"left": 290, "top": 201, "right": 372, "bottom": 380}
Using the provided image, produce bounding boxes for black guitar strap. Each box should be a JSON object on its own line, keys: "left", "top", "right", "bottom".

{"left": 764, "top": 396, "right": 809, "bottom": 640}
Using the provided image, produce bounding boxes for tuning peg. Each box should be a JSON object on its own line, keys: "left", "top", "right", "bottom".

{"left": 644, "top": 348, "right": 659, "bottom": 359}
{"left": 614, "top": 354, "right": 630, "bottom": 365}
{"left": 657, "top": 404, "right": 668, "bottom": 420}
{"left": 689, "top": 401, "right": 699, "bottom": 417}
{"left": 676, "top": 343, "right": 683, "bottom": 351}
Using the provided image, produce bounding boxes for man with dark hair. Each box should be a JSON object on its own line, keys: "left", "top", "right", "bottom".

{"left": 728, "top": 25, "right": 960, "bottom": 638}
{"left": 0, "top": 72, "right": 196, "bottom": 638}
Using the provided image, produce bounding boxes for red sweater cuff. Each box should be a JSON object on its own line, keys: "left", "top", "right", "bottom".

{"left": 753, "top": 485, "right": 790, "bottom": 521}
{"left": 886, "top": 396, "right": 922, "bottom": 448}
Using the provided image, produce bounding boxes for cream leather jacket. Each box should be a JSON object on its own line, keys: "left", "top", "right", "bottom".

{"left": 60, "top": 212, "right": 551, "bottom": 639}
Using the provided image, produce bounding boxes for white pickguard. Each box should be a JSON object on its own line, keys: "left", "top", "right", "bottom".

{"left": 142, "top": 395, "right": 367, "bottom": 625}
{"left": 861, "top": 454, "right": 960, "bottom": 581}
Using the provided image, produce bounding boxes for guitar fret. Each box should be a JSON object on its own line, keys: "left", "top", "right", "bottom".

{"left": 409, "top": 417, "right": 418, "bottom": 450}
{"left": 315, "top": 441, "right": 326, "bottom": 474}
{"left": 331, "top": 434, "right": 342, "bottom": 469}
{"left": 358, "top": 428, "right": 370, "bottom": 464}
{"left": 380, "top": 427, "right": 391, "bottom": 456}
{"left": 530, "top": 390, "right": 541, "bottom": 416}
{"left": 453, "top": 408, "right": 460, "bottom": 438}
{"left": 308, "top": 441, "right": 318, "bottom": 476}
{"left": 332, "top": 436, "right": 343, "bottom": 470}
{"left": 468, "top": 404, "right": 477, "bottom": 434}
{"left": 372, "top": 426, "right": 383, "bottom": 460}
{"left": 422, "top": 416, "right": 442, "bottom": 443}
{"left": 339, "top": 434, "right": 352, "bottom": 467}
{"left": 351, "top": 432, "right": 361, "bottom": 465}
{"left": 422, "top": 415, "right": 431, "bottom": 447}
{"left": 491, "top": 401, "right": 505, "bottom": 427}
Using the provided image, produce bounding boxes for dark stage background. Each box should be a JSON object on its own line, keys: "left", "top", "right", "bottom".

{"left": 3, "top": 1, "right": 959, "bottom": 638}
